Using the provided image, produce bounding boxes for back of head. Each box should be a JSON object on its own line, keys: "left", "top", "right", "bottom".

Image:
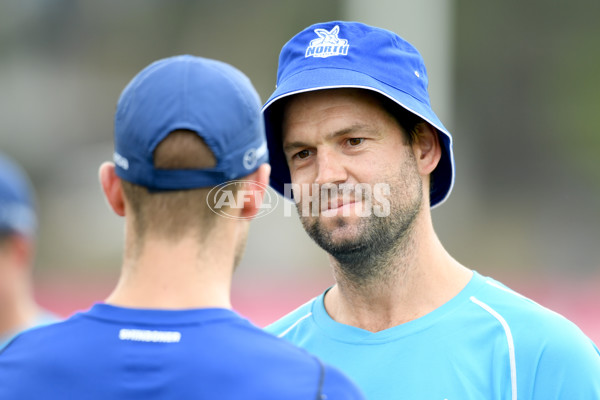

{"left": 0, "top": 153, "right": 37, "bottom": 241}
{"left": 112, "top": 55, "right": 268, "bottom": 241}
{"left": 119, "top": 130, "right": 219, "bottom": 241}
{"left": 0, "top": 153, "right": 38, "bottom": 336}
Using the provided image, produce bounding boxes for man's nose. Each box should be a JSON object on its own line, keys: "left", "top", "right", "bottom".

{"left": 314, "top": 149, "right": 347, "bottom": 186}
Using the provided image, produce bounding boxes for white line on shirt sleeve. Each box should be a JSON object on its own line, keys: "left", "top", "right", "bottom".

{"left": 278, "top": 312, "right": 313, "bottom": 338}
{"left": 470, "top": 296, "right": 517, "bottom": 400}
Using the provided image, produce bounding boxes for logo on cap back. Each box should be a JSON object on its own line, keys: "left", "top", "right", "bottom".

{"left": 243, "top": 141, "right": 267, "bottom": 170}
{"left": 113, "top": 152, "right": 129, "bottom": 170}
{"left": 305, "top": 25, "right": 349, "bottom": 58}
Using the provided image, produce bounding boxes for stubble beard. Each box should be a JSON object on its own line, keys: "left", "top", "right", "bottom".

{"left": 298, "top": 156, "right": 423, "bottom": 286}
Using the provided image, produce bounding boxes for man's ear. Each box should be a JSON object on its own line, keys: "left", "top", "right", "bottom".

{"left": 5, "top": 234, "right": 35, "bottom": 270}
{"left": 412, "top": 123, "right": 442, "bottom": 176}
{"left": 99, "top": 162, "right": 126, "bottom": 217}
{"left": 238, "top": 163, "right": 271, "bottom": 220}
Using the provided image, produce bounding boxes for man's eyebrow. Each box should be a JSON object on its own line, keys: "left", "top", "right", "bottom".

{"left": 283, "top": 140, "right": 308, "bottom": 154}
{"left": 283, "top": 124, "right": 374, "bottom": 153}
{"left": 325, "top": 124, "right": 371, "bottom": 141}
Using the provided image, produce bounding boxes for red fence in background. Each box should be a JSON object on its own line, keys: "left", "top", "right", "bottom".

{"left": 35, "top": 272, "right": 600, "bottom": 346}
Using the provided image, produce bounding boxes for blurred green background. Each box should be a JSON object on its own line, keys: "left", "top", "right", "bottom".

{"left": 1, "top": 0, "right": 598, "bottom": 342}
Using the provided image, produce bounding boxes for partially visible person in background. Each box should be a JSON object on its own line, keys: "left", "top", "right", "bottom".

{"left": 0, "top": 153, "right": 58, "bottom": 349}
{"left": 0, "top": 55, "right": 364, "bottom": 399}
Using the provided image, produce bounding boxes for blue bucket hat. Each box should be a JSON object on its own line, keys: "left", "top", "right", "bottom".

{"left": 262, "top": 21, "right": 455, "bottom": 207}
{"left": 0, "top": 153, "right": 37, "bottom": 237}
{"left": 114, "top": 55, "right": 268, "bottom": 190}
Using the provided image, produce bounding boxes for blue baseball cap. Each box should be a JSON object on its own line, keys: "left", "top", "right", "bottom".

{"left": 114, "top": 55, "right": 268, "bottom": 190}
{"left": 262, "top": 21, "right": 455, "bottom": 208}
{"left": 0, "top": 153, "right": 37, "bottom": 237}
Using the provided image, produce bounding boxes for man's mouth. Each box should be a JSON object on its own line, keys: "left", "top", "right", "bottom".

{"left": 321, "top": 196, "right": 360, "bottom": 217}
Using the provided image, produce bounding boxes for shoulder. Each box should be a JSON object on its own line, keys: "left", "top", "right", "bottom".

{"left": 321, "top": 362, "right": 366, "bottom": 399}
{"left": 264, "top": 295, "right": 319, "bottom": 338}
{"left": 211, "top": 315, "right": 365, "bottom": 399}
{"left": 471, "top": 275, "right": 592, "bottom": 340}
{"left": 0, "top": 309, "right": 62, "bottom": 350}
{"left": 0, "top": 312, "right": 85, "bottom": 358}
{"left": 470, "top": 274, "right": 600, "bottom": 396}
{"left": 232, "top": 312, "right": 318, "bottom": 365}
{"left": 0, "top": 313, "right": 89, "bottom": 396}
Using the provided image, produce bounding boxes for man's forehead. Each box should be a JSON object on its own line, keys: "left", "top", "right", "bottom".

{"left": 281, "top": 88, "right": 384, "bottom": 127}
{"left": 280, "top": 88, "right": 396, "bottom": 140}
{"left": 283, "top": 88, "right": 378, "bottom": 109}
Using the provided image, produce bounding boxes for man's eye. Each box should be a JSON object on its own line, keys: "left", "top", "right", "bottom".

{"left": 295, "top": 149, "right": 310, "bottom": 159}
{"left": 348, "top": 138, "right": 364, "bottom": 146}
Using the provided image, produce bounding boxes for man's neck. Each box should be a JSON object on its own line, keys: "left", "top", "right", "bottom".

{"left": 106, "top": 235, "right": 234, "bottom": 310}
{"left": 0, "top": 290, "right": 39, "bottom": 337}
{"left": 324, "top": 218, "right": 472, "bottom": 332}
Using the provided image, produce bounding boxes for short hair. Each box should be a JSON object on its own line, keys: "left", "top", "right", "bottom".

{"left": 365, "top": 91, "right": 427, "bottom": 145}
{"left": 120, "top": 130, "right": 234, "bottom": 244}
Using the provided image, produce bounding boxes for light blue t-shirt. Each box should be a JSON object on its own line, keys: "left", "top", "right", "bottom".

{"left": 266, "top": 271, "right": 600, "bottom": 399}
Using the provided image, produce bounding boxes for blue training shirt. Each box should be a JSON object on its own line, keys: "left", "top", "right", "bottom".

{"left": 266, "top": 271, "right": 600, "bottom": 399}
{"left": 0, "top": 309, "right": 59, "bottom": 350}
{"left": 0, "top": 304, "right": 364, "bottom": 399}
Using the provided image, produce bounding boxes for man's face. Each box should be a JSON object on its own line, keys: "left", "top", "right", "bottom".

{"left": 281, "top": 89, "right": 424, "bottom": 266}
{"left": 0, "top": 237, "right": 9, "bottom": 304}
{"left": 0, "top": 234, "right": 24, "bottom": 306}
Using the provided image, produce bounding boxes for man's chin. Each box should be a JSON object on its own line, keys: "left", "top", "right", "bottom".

{"left": 306, "top": 213, "right": 361, "bottom": 235}
{"left": 320, "top": 208, "right": 365, "bottom": 226}
{"left": 324, "top": 223, "right": 363, "bottom": 244}
{"left": 303, "top": 217, "right": 363, "bottom": 248}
